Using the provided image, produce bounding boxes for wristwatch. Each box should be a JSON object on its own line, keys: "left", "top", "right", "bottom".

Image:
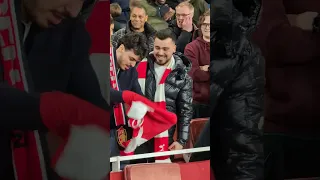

{"left": 313, "top": 15, "right": 320, "bottom": 33}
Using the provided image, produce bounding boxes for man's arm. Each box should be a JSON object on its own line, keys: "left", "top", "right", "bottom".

{"left": 0, "top": 82, "right": 45, "bottom": 130}
{"left": 176, "top": 75, "right": 193, "bottom": 146}
{"left": 184, "top": 44, "right": 210, "bottom": 82}
{"left": 66, "top": 21, "right": 110, "bottom": 111}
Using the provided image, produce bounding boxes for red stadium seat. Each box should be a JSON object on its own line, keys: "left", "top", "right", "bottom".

{"left": 124, "top": 163, "right": 181, "bottom": 180}
{"left": 173, "top": 118, "right": 209, "bottom": 160}
{"left": 189, "top": 118, "right": 209, "bottom": 148}
{"left": 110, "top": 160, "right": 212, "bottom": 180}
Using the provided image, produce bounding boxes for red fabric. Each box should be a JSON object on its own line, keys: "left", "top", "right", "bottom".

{"left": 85, "top": 0, "right": 110, "bottom": 54}
{"left": 136, "top": 59, "right": 172, "bottom": 161}
{"left": 121, "top": 91, "right": 177, "bottom": 155}
{"left": 110, "top": 47, "right": 126, "bottom": 126}
{"left": 0, "top": 1, "right": 44, "bottom": 179}
{"left": 184, "top": 37, "right": 210, "bottom": 104}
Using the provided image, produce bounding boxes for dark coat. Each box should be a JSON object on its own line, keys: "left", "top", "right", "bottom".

{"left": 110, "top": 49, "right": 143, "bottom": 129}
{"left": 143, "top": 52, "right": 193, "bottom": 146}
{"left": 168, "top": 20, "right": 199, "bottom": 53}
{"left": 0, "top": 1, "right": 108, "bottom": 179}
{"left": 210, "top": 0, "right": 264, "bottom": 179}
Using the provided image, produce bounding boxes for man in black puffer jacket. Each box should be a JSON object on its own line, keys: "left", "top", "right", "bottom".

{"left": 131, "top": 28, "right": 193, "bottom": 163}
{"left": 210, "top": 0, "right": 264, "bottom": 179}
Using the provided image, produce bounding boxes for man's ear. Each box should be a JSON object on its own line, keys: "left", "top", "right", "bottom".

{"left": 145, "top": 15, "right": 149, "bottom": 22}
{"left": 118, "top": 44, "right": 125, "bottom": 53}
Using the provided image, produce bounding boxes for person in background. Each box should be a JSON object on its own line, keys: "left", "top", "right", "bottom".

{"left": 185, "top": 10, "right": 210, "bottom": 118}
{"left": 132, "top": 29, "right": 193, "bottom": 163}
{"left": 211, "top": 0, "right": 264, "bottom": 179}
{"left": 110, "top": 3, "right": 126, "bottom": 32}
{"left": 109, "top": 32, "right": 148, "bottom": 168}
{"left": 130, "top": 0, "right": 171, "bottom": 31}
{"left": 166, "top": 0, "right": 181, "bottom": 9}
{"left": 110, "top": 0, "right": 130, "bottom": 25}
{"left": 148, "top": 0, "right": 176, "bottom": 22}
{"left": 169, "top": 2, "right": 198, "bottom": 52}
{"left": 183, "top": 0, "right": 209, "bottom": 24}
{"left": 112, "top": 2, "right": 156, "bottom": 53}
{"left": 253, "top": 0, "right": 320, "bottom": 179}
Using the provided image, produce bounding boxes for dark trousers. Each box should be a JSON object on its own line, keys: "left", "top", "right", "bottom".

{"left": 265, "top": 134, "right": 320, "bottom": 180}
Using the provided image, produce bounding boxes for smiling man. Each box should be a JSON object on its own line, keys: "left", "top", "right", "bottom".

{"left": 132, "top": 28, "right": 193, "bottom": 163}
{"left": 0, "top": 0, "right": 111, "bottom": 179}
{"left": 111, "top": 2, "right": 156, "bottom": 53}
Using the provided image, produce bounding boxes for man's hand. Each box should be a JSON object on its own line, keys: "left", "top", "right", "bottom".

{"left": 200, "top": 65, "right": 209, "bottom": 71}
{"left": 169, "top": 141, "right": 183, "bottom": 151}
{"left": 287, "top": 12, "right": 318, "bottom": 31}
{"left": 182, "top": 16, "right": 193, "bottom": 32}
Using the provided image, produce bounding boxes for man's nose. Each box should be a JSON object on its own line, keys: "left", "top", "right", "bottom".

{"left": 158, "top": 49, "right": 164, "bottom": 55}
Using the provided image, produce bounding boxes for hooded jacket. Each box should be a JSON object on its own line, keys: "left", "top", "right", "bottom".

{"left": 211, "top": 0, "right": 264, "bottom": 179}
{"left": 184, "top": 37, "right": 210, "bottom": 104}
{"left": 0, "top": 1, "right": 108, "bottom": 179}
{"left": 142, "top": 52, "right": 193, "bottom": 146}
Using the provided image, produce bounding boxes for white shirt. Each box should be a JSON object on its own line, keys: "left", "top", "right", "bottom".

{"left": 153, "top": 56, "right": 175, "bottom": 85}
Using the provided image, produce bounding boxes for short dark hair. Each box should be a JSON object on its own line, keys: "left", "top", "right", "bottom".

{"left": 118, "top": 32, "right": 148, "bottom": 60}
{"left": 130, "top": 1, "right": 147, "bottom": 15}
{"left": 154, "top": 28, "right": 176, "bottom": 43}
{"left": 110, "top": 3, "right": 122, "bottom": 17}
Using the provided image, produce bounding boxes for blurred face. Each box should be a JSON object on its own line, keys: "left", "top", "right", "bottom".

{"left": 156, "top": 0, "right": 166, "bottom": 5}
{"left": 130, "top": 7, "right": 148, "bottom": 31}
{"left": 153, "top": 37, "right": 176, "bottom": 66}
{"left": 201, "top": 16, "right": 210, "bottom": 38}
{"left": 175, "top": 6, "right": 193, "bottom": 28}
{"left": 116, "top": 44, "right": 141, "bottom": 70}
{"left": 23, "top": 0, "right": 84, "bottom": 28}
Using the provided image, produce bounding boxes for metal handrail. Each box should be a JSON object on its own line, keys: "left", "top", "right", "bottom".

{"left": 110, "top": 146, "right": 210, "bottom": 172}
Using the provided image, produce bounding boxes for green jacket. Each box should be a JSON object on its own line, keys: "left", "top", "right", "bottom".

{"left": 138, "top": 0, "right": 169, "bottom": 31}
{"left": 189, "top": 0, "right": 209, "bottom": 25}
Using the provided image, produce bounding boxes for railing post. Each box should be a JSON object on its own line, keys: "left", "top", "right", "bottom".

{"left": 111, "top": 156, "right": 121, "bottom": 172}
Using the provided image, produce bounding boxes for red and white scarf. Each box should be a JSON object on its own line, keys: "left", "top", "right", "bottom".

{"left": 0, "top": 1, "right": 47, "bottom": 179}
{"left": 109, "top": 47, "right": 126, "bottom": 127}
{"left": 136, "top": 57, "right": 175, "bottom": 163}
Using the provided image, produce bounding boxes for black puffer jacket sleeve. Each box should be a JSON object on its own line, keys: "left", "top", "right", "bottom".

{"left": 211, "top": 0, "right": 264, "bottom": 180}
{"left": 176, "top": 74, "right": 193, "bottom": 146}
